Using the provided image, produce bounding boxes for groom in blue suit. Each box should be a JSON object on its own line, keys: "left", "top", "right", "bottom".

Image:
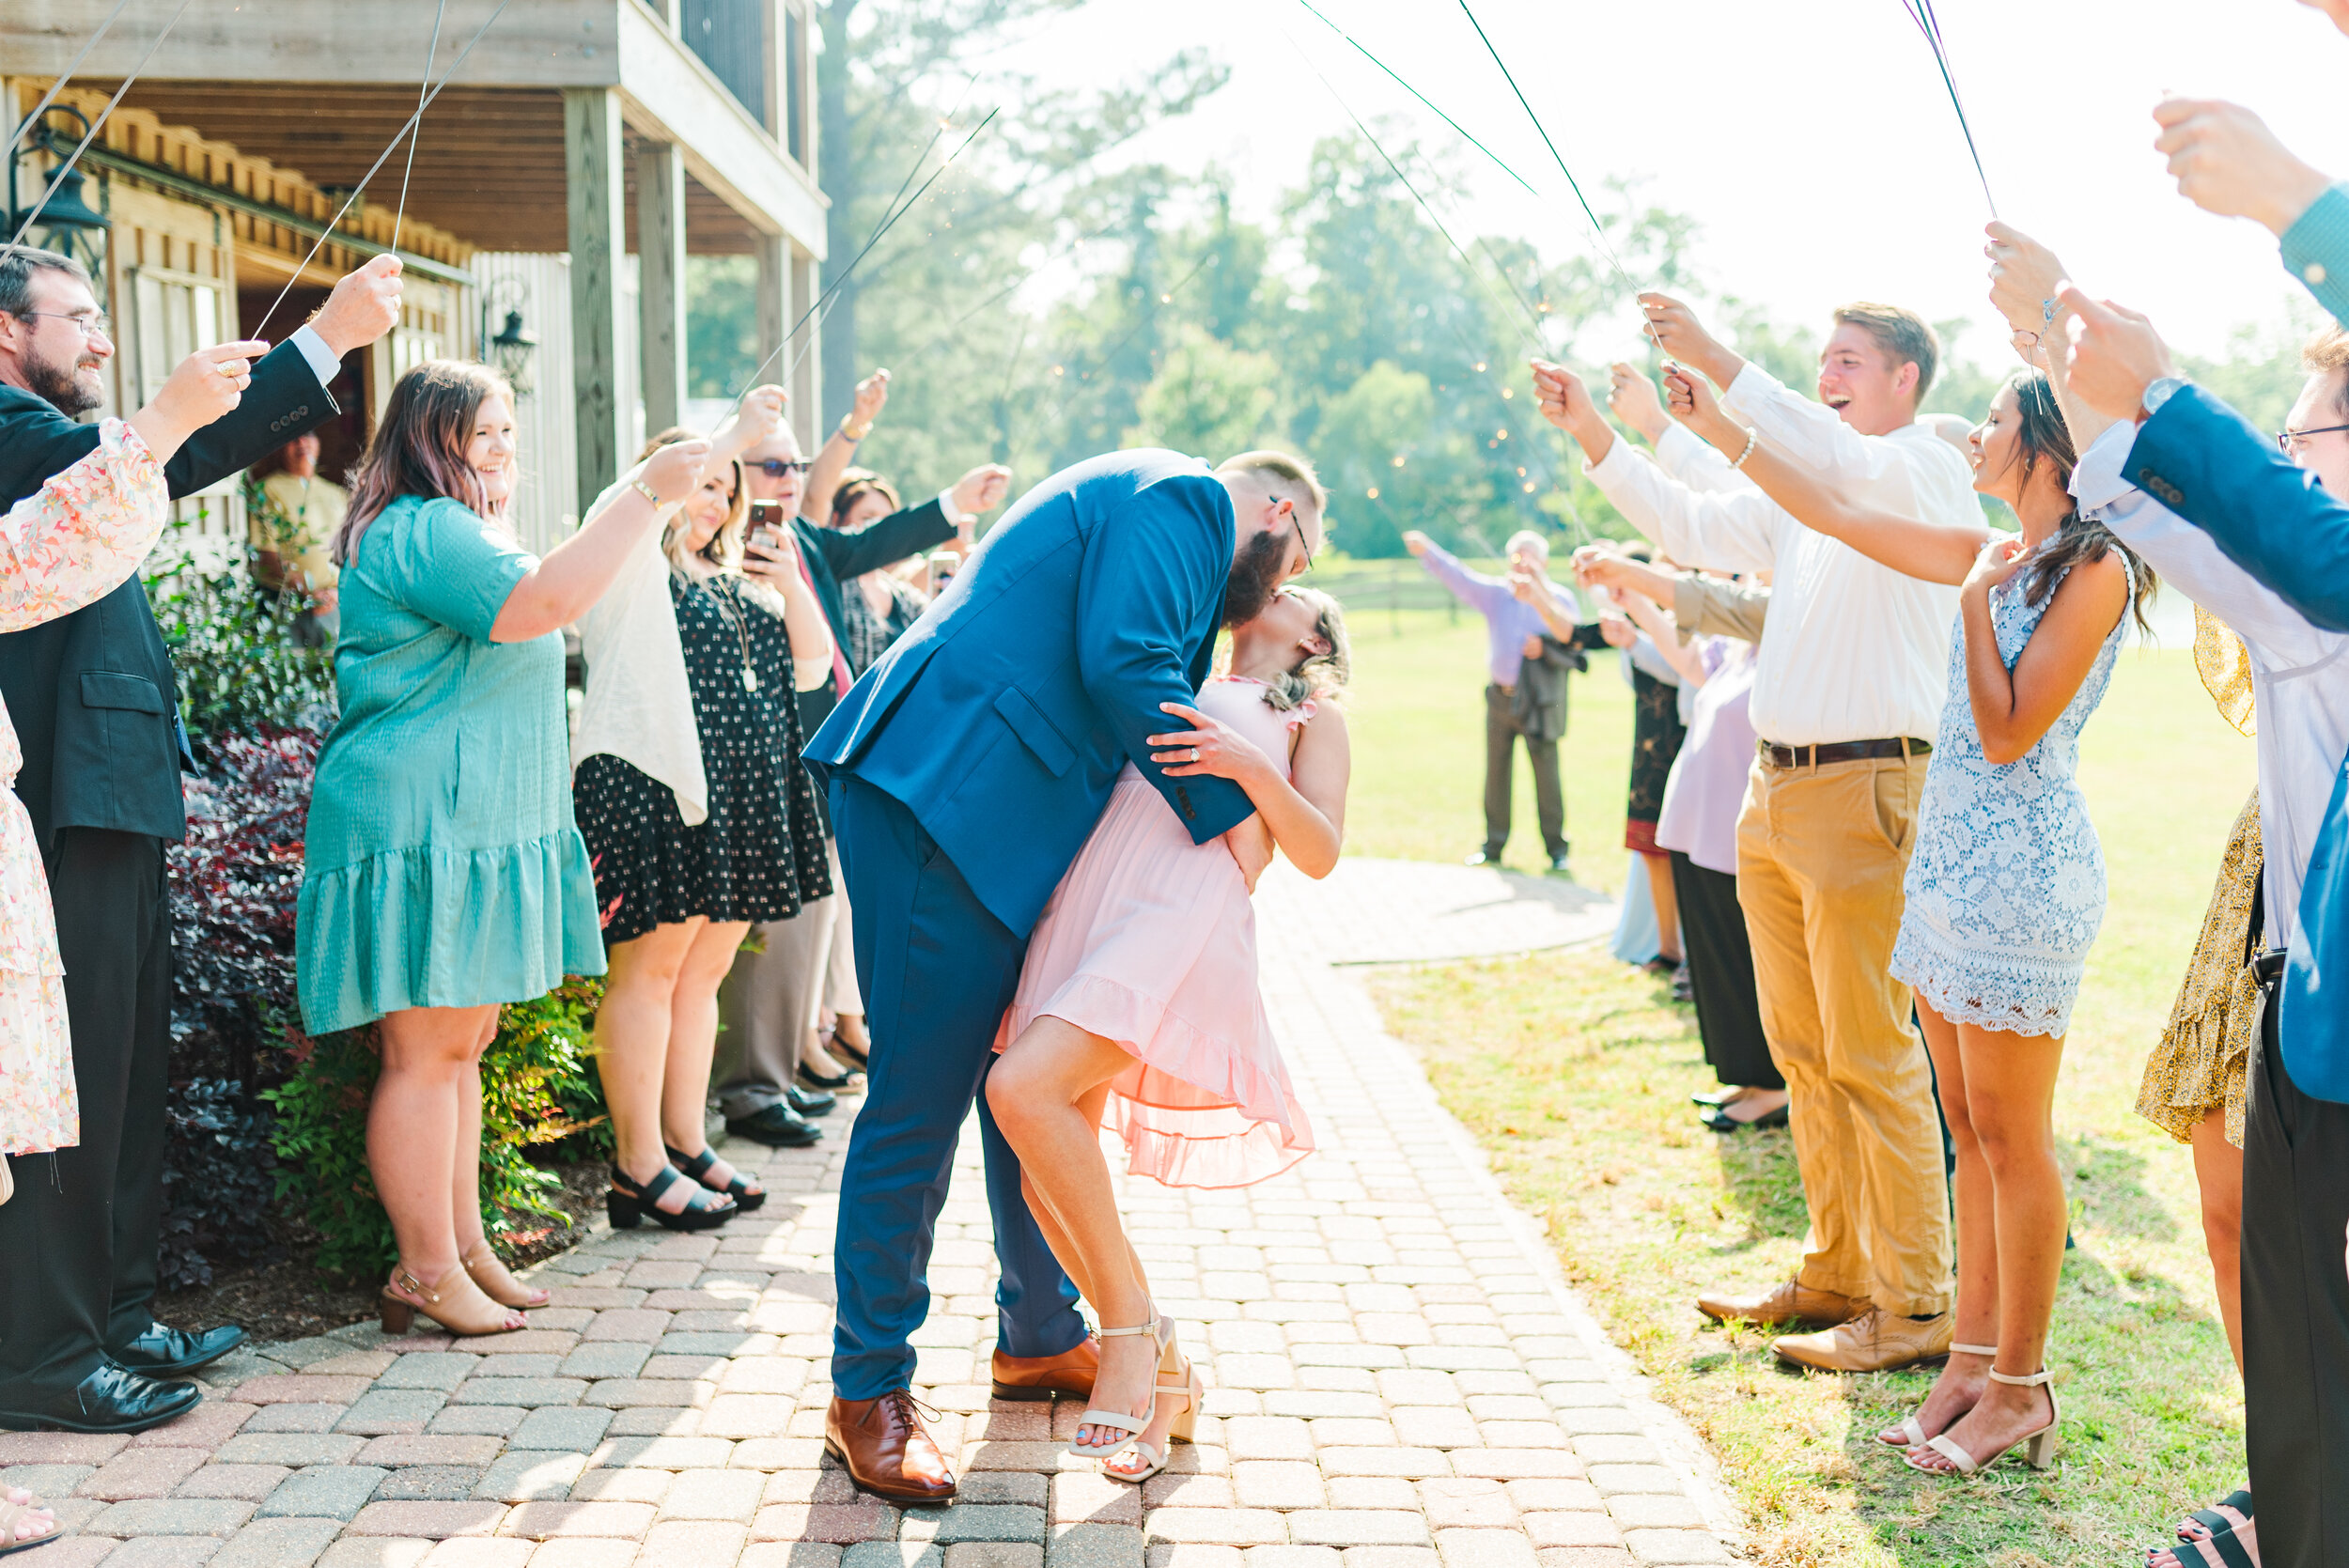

{"left": 805, "top": 448, "right": 1325, "bottom": 1501}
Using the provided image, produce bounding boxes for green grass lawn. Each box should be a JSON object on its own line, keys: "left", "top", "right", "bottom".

{"left": 1336, "top": 596, "right": 2260, "bottom": 1568}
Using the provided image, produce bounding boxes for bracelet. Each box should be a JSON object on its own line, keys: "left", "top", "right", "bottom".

{"left": 840, "top": 417, "right": 872, "bottom": 442}
{"left": 1730, "top": 429, "right": 1758, "bottom": 469}
{"left": 630, "top": 478, "right": 662, "bottom": 508}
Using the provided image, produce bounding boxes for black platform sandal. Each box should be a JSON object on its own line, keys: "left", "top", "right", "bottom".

{"left": 665, "top": 1144, "right": 765, "bottom": 1212}
{"left": 608, "top": 1164, "right": 735, "bottom": 1232}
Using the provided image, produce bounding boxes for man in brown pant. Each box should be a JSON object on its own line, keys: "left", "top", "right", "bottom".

{"left": 1534, "top": 293, "right": 1981, "bottom": 1373}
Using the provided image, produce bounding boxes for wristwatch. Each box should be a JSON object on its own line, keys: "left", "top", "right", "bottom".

{"left": 2140, "top": 375, "right": 2189, "bottom": 420}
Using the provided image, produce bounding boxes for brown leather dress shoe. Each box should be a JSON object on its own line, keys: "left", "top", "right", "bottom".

{"left": 990, "top": 1334, "right": 1099, "bottom": 1402}
{"left": 1773, "top": 1307, "right": 1953, "bottom": 1374}
{"left": 826, "top": 1391, "right": 956, "bottom": 1504}
{"left": 1695, "top": 1278, "right": 1865, "bottom": 1328}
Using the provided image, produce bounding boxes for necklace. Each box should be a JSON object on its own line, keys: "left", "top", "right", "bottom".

{"left": 700, "top": 574, "right": 760, "bottom": 692}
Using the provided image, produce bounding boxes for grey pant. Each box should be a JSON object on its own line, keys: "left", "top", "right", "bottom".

{"left": 716, "top": 838, "right": 845, "bottom": 1117}
{"left": 1484, "top": 682, "right": 1566, "bottom": 860}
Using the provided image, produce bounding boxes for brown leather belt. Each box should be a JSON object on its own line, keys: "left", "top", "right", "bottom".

{"left": 1758, "top": 737, "right": 1932, "bottom": 768}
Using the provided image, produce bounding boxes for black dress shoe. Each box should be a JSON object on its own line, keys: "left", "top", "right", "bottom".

{"left": 786, "top": 1082, "right": 836, "bottom": 1118}
{"left": 114, "top": 1322, "right": 245, "bottom": 1378}
{"left": 725, "top": 1102, "right": 823, "bottom": 1148}
{"left": 0, "top": 1362, "right": 201, "bottom": 1434}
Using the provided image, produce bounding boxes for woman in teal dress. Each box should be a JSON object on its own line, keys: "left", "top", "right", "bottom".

{"left": 296, "top": 361, "right": 713, "bottom": 1337}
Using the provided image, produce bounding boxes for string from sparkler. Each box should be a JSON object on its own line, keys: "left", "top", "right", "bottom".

{"left": 1898, "top": 0, "right": 1996, "bottom": 215}
{"left": 391, "top": 0, "right": 449, "bottom": 255}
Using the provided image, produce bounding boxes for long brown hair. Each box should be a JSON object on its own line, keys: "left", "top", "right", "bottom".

{"left": 643, "top": 427, "right": 747, "bottom": 576}
{"left": 2004, "top": 371, "right": 2158, "bottom": 635}
{"left": 337, "top": 360, "right": 514, "bottom": 566}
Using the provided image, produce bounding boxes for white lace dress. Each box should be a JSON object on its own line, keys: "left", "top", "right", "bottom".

{"left": 1889, "top": 555, "right": 2130, "bottom": 1038}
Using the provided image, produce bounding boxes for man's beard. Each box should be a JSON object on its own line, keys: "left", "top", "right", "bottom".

{"left": 1221, "top": 527, "right": 1289, "bottom": 628}
{"left": 26, "top": 345, "right": 102, "bottom": 417}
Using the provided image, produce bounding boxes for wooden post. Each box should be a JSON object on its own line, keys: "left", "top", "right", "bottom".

{"left": 753, "top": 229, "right": 788, "bottom": 424}
{"left": 636, "top": 142, "right": 687, "bottom": 436}
{"left": 565, "top": 86, "right": 627, "bottom": 508}
{"left": 790, "top": 245, "right": 817, "bottom": 448}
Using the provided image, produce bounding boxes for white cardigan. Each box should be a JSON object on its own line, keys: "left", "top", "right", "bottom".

{"left": 569, "top": 482, "right": 709, "bottom": 825}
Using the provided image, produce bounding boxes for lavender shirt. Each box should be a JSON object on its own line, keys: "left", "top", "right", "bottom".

{"left": 1417, "top": 541, "right": 1580, "bottom": 686}
{"left": 1654, "top": 636, "right": 1758, "bottom": 876}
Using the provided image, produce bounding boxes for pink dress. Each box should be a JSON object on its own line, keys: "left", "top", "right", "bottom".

{"left": 997, "top": 676, "right": 1317, "bottom": 1189}
{"left": 0, "top": 422, "right": 169, "bottom": 1159}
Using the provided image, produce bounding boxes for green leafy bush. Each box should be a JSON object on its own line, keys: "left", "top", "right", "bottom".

{"left": 265, "top": 979, "right": 612, "bottom": 1280}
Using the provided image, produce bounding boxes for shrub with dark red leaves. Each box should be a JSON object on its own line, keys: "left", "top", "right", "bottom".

{"left": 161, "top": 725, "right": 319, "bottom": 1284}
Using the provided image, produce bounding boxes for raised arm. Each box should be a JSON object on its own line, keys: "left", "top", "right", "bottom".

{"left": 1149, "top": 700, "right": 1350, "bottom": 879}
{"left": 1663, "top": 367, "right": 1987, "bottom": 584}
{"left": 1531, "top": 359, "right": 1784, "bottom": 572}
{"left": 1404, "top": 532, "right": 1511, "bottom": 614}
{"left": 490, "top": 440, "right": 710, "bottom": 642}
{"left": 1983, "top": 223, "right": 2121, "bottom": 455}
{"left": 1074, "top": 476, "right": 1255, "bottom": 843}
{"left": 801, "top": 368, "right": 891, "bottom": 523}
{"left": 1611, "top": 584, "right": 1706, "bottom": 687}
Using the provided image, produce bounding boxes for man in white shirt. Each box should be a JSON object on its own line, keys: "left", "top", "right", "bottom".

{"left": 1532, "top": 296, "right": 1974, "bottom": 1374}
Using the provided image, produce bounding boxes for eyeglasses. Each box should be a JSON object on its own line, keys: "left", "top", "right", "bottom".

{"left": 2279, "top": 423, "right": 2349, "bottom": 454}
{"left": 11, "top": 309, "right": 109, "bottom": 338}
{"left": 1283, "top": 499, "right": 1315, "bottom": 575}
{"left": 754, "top": 458, "right": 813, "bottom": 477}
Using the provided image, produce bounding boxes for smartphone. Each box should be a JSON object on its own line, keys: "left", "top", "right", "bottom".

{"left": 927, "top": 549, "right": 960, "bottom": 589}
{"left": 746, "top": 500, "right": 786, "bottom": 554}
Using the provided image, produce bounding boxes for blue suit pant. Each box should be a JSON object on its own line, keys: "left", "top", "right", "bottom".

{"left": 827, "top": 775, "right": 1086, "bottom": 1401}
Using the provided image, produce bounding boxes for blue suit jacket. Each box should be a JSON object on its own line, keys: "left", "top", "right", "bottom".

{"left": 807, "top": 450, "right": 1255, "bottom": 937}
{"left": 2130, "top": 387, "right": 2349, "bottom": 1102}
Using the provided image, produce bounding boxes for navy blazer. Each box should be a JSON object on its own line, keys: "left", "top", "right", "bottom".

{"left": 2130, "top": 386, "right": 2349, "bottom": 1102}
{"left": 0, "top": 339, "right": 337, "bottom": 845}
{"left": 808, "top": 450, "right": 1255, "bottom": 938}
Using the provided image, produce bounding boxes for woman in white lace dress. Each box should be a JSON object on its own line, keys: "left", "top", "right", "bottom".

{"left": 1668, "top": 366, "right": 2152, "bottom": 1478}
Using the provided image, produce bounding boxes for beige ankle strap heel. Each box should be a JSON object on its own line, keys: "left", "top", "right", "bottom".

{"left": 1907, "top": 1365, "right": 2060, "bottom": 1476}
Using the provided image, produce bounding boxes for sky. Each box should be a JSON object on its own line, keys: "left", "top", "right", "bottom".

{"left": 972, "top": 0, "right": 2349, "bottom": 367}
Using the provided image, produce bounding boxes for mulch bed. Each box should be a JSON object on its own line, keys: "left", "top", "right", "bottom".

{"left": 157, "top": 1159, "right": 611, "bottom": 1343}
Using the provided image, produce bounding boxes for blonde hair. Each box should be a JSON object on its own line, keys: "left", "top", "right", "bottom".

{"left": 1260, "top": 586, "right": 1351, "bottom": 713}
{"left": 2307, "top": 326, "right": 2349, "bottom": 417}
{"left": 1216, "top": 449, "right": 1329, "bottom": 517}
{"left": 1831, "top": 301, "right": 1940, "bottom": 402}
{"left": 641, "top": 428, "right": 792, "bottom": 620}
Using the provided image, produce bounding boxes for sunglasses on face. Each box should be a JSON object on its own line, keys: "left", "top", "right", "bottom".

{"left": 754, "top": 458, "right": 813, "bottom": 478}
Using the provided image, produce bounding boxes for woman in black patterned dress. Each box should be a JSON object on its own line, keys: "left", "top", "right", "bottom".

{"left": 573, "top": 418, "right": 836, "bottom": 1231}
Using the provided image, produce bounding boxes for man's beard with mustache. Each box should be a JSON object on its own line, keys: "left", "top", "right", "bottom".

{"left": 1221, "top": 527, "right": 1289, "bottom": 628}
{"left": 25, "top": 344, "right": 103, "bottom": 417}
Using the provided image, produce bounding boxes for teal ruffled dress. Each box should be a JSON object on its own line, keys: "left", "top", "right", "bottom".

{"left": 296, "top": 495, "right": 605, "bottom": 1035}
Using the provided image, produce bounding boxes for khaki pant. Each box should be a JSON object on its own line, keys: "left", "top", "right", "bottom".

{"left": 1736, "top": 752, "right": 1952, "bottom": 1316}
{"left": 715, "top": 839, "right": 846, "bottom": 1119}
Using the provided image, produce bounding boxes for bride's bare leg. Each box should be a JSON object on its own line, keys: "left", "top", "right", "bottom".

{"left": 988, "top": 1018, "right": 1164, "bottom": 1452}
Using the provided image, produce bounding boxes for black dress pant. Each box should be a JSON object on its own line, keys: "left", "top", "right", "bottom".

{"left": 1667, "top": 851, "right": 1780, "bottom": 1091}
{"left": 2241, "top": 994, "right": 2349, "bottom": 1566}
{"left": 1483, "top": 684, "right": 1565, "bottom": 860}
{"left": 0, "top": 830, "right": 170, "bottom": 1404}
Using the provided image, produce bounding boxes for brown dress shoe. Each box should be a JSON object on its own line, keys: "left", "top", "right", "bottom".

{"left": 826, "top": 1391, "right": 956, "bottom": 1504}
{"left": 990, "top": 1334, "right": 1099, "bottom": 1402}
{"left": 1773, "top": 1307, "right": 1953, "bottom": 1374}
{"left": 1695, "top": 1278, "right": 1864, "bottom": 1328}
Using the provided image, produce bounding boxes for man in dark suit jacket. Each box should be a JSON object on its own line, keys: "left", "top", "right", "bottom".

{"left": 0, "top": 245, "right": 400, "bottom": 1435}
{"left": 803, "top": 448, "right": 1322, "bottom": 1501}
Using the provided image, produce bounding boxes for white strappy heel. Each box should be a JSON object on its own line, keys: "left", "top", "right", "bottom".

{"left": 1878, "top": 1342, "right": 1997, "bottom": 1449}
{"left": 1066, "top": 1313, "right": 1170, "bottom": 1460}
{"left": 1906, "top": 1365, "right": 2060, "bottom": 1475}
{"left": 1103, "top": 1342, "right": 1200, "bottom": 1484}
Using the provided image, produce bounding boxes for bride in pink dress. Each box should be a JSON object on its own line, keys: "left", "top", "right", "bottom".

{"left": 988, "top": 582, "right": 1352, "bottom": 1484}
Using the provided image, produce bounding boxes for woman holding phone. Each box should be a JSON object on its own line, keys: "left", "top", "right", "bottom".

{"left": 570, "top": 396, "right": 837, "bottom": 1231}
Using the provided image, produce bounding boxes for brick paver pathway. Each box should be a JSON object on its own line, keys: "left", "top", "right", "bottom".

{"left": 3, "top": 859, "right": 1743, "bottom": 1568}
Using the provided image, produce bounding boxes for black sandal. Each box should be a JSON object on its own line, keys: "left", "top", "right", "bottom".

{"left": 829, "top": 1031, "right": 871, "bottom": 1071}
{"left": 609, "top": 1164, "right": 735, "bottom": 1232}
{"left": 2147, "top": 1492, "right": 2253, "bottom": 1568}
{"left": 665, "top": 1144, "right": 765, "bottom": 1212}
{"left": 797, "top": 1061, "right": 856, "bottom": 1093}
